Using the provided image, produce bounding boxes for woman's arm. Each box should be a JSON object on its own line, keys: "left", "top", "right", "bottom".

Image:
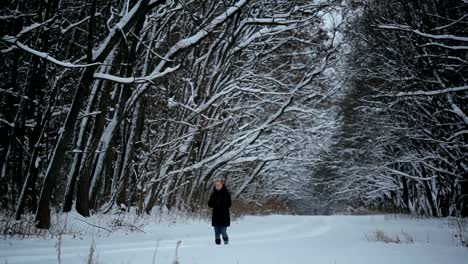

{"left": 227, "top": 192, "right": 232, "bottom": 208}
{"left": 208, "top": 192, "right": 215, "bottom": 208}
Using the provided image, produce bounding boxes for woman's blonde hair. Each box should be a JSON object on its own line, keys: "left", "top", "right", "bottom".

{"left": 214, "top": 178, "right": 225, "bottom": 183}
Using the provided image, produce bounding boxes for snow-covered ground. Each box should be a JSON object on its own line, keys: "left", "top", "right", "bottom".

{"left": 1, "top": 213, "right": 467, "bottom": 264}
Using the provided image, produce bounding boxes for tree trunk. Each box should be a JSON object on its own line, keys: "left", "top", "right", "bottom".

{"left": 35, "top": 67, "right": 98, "bottom": 228}
{"left": 87, "top": 79, "right": 115, "bottom": 209}
{"left": 35, "top": 0, "right": 157, "bottom": 228}
{"left": 63, "top": 53, "right": 113, "bottom": 213}
{"left": 62, "top": 80, "right": 100, "bottom": 213}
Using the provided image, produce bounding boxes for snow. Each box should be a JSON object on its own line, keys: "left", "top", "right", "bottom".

{"left": 1, "top": 213, "right": 467, "bottom": 264}
{"left": 319, "top": 7, "right": 344, "bottom": 47}
{"left": 34, "top": 157, "right": 41, "bottom": 169}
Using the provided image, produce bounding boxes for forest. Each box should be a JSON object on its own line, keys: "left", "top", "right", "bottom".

{"left": 0, "top": 0, "right": 467, "bottom": 231}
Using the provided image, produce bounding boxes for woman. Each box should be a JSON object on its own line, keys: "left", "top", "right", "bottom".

{"left": 208, "top": 178, "right": 232, "bottom": 245}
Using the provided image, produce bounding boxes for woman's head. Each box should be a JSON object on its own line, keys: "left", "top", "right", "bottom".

{"left": 214, "top": 179, "right": 224, "bottom": 191}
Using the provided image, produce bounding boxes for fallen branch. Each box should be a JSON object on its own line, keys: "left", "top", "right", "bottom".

{"left": 74, "top": 218, "right": 113, "bottom": 233}
{"left": 124, "top": 224, "right": 146, "bottom": 233}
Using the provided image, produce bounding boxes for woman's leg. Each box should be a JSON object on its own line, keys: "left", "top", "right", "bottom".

{"left": 220, "top": 226, "right": 228, "bottom": 244}
{"left": 214, "top": 226, "right": 221, "bottom": 244}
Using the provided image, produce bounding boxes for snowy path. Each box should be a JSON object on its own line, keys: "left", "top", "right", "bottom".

{"left": 1, "top": 215, "right": 467, "bottom": 264}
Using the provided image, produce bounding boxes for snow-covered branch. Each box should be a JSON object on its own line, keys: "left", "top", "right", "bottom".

{"left": 16, "top": 16, "right": 56, "bottom": 38}
{"left": 0, "top": 119, "right": 14, "bottom": 128}
{"left": 378, "top": 24, "right": 468, "bottom": 42}
{"left": 153, "top": 0, "right": 249, "bottom": 73}
{"left": 1, "top": 36, "right": 100, "bottom": 68}
{"left": 395, "top": 85, "right": 468, "bottom": 96}
{"left": 61, "top": 14, "right": 102, "bottom": 35}
{"left": 93, "top": 64, "right": 180, "bottom": 84}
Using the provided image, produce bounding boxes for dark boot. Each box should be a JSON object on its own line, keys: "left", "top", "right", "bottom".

{"left": 223, "top": 237, "right": 229, "bottom": 245}
{"left": 215, "top": 238, "right": 221, "bottom": 245}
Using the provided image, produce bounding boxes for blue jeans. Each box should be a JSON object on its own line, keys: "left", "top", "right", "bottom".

{"left": 214, "top": 226, "right": 228, "bottom": 241}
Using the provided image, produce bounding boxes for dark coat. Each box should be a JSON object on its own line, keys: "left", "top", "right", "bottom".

{"left": 208, "top": 185, "right": 231, "bottom": 227}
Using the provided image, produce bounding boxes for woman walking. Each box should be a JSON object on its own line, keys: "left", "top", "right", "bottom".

{"left": 208, "top": 178, "right": 232, "bottom": 245}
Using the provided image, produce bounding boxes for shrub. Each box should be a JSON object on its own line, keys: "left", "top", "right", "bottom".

{"left": 366, "top": 229, "right": 414, "bottom": 244}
